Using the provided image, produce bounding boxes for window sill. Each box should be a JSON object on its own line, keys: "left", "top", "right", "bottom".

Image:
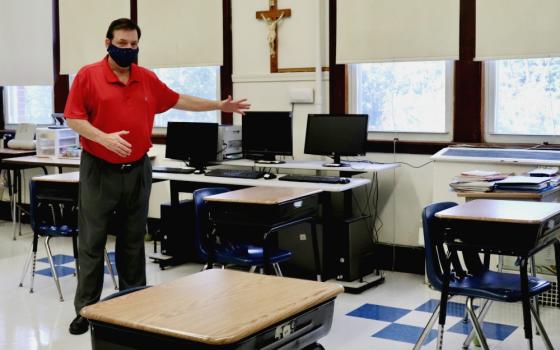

{"left": 366, "top": 140, "right": 560, "bottom": 155}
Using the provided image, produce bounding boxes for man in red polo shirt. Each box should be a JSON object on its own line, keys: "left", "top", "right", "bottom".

{"left": 65, "top": 18, "right": 250, "bottom": 335}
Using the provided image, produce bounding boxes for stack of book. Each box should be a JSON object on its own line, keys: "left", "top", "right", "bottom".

{"left": 449, "top": 170, "right": 511, "bottom": 192}
{"left": 494, "top": 176, "right": 554, "bottom": 192}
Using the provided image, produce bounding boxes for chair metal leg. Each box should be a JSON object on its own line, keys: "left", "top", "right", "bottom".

{"left": 29, "top": 250, "right": 37, "bottom": 293}
{"left": 413, "top": 302, "right": 440, "bottom": 350}
{"left": 436, "top": 325, "right": 445, "bottom": 350}
{"left": 45, "top": 237, "right": 64, "bottom": 302}
{"left": 18, "top": 245, "right": 33, "bottom": 287}
{"left": 104, "top": 249, "right": 118, "bottom": 290}
{"left": 463, "top": 299, "right": 492, "bottom": 349}
{"left": 529, "top": 303, "right": 554, "bottom": 350}
{"left": 462, "top": 307, "right": 469, "bottom": 324}
{"left": 248, "top": 266, "right": 257, "bottom": 273}
{"left": 466, "top": 297, "right": 489, "bottom": 350}
{"left": 272, "top": 263, "right": 283, "bottom": 277}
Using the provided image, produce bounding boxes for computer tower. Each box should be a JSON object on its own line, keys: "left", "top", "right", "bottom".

{"left": 277, "top": 215, "right": 376, "bottom": 282}
{"left": 333, "top": 215, "right": 377, "bottom": 282}
{"left": 160, "top": 200, "right": 198, "bottom": 262}
{"left": 217, "top": 125, "right": 242, "bottom": 160}
{"left": 277, "top": 222, "right": 325, "bottom": 280}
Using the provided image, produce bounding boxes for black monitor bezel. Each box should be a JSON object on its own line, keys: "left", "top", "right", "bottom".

{"left": 242, "top": 111, "right": 293, "bottom": 160}
{"left": 165, "top": 121, "right": 219, "bottom": 170}
{"left": 304, "top": 114, "right": 369, "bottom": 157}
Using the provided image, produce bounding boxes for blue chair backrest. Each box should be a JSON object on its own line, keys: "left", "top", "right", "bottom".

{"left": 192, "top": 187, "right": 230, "bottom": 261}
{"left": 29, "top": 180, "right": 78, "bottom": 235}
{"left": 422, "top": 202, "right": 458, "bottom": 291}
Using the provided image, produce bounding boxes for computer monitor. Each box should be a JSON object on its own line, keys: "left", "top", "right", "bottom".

{"left": 165, "top": 122, "right": 218, "bottom": 172}
{"left": 242, "top": 111, "right": 293, "bottom": 164}
{"left": 304, "top": 114, "right": 369, "bottom": 167}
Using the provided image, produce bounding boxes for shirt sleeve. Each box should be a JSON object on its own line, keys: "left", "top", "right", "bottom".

{"left": 64, "top": 72, "right": 90, "bottom": 120}
{"left": 151, "top": 77, "right": 180, "bottom": 114}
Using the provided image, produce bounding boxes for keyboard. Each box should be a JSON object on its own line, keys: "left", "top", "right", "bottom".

{"left": 204, "top": 169, "right": 265, "bottom": 179}
{"left": 279, "top": 174, "right": 350, "bottom": 184}
{"left": 152, "top": 166, "right": 195, "bottom": 174}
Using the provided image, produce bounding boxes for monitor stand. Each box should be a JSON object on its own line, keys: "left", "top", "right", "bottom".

{"left": 322, "top": 154, "right": 349, "bottom": 167}
{"left": 255, "top": 159, "right": 285, "bottom": 165}
{"left": 254, "top": 154, "right": 285, "bottom": 164}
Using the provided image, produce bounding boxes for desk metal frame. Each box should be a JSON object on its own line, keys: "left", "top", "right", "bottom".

{"left": 437, "top": 202, "right": 560, "bottom": 349}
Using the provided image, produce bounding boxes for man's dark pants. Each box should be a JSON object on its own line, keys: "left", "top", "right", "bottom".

{"left": 74, "top": 151, "right": 152, "bottom": 314}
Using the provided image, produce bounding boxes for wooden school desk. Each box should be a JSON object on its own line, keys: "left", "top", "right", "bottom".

{"left": 436, "top": 199, "right": 560, "bottom": 348}
{"left": 205, "top": 187, "right": 323, "bottom": 279}
{"left": 81, "top": 269, "right": 344, "bottom": 350}
{"left": 2, "top": 155, "right": 80, "bottom": 240}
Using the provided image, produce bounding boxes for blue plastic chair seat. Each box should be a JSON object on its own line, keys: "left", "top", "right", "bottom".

{"left": 449, "top": 270, "right": 550, "bottom": 302}
{"left": 38, "top": 224, "right": 76, "bottom": 236}
{"left": 215, "top": 244, "right": 292, "bottom": 266}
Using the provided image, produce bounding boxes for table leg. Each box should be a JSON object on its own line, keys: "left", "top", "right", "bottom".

{"left": 530, "top": 256, "right": 540, "bottom": 335}
{"left": 437, "top": 253, "right": 451, "bottom": 350}
{"left": 11, "top": 170, "right": 17, "bottom": 240}
{"left": 555, "top": 241, "right": 560, "bottom": 306}
{"left": 519, "top": 259, "right": 534, "bottom": 349}
{"left": 310, "top": 220, "right": 322, "bottom": 281}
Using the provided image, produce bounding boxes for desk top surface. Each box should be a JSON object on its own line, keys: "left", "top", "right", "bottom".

{"left": 32, "top": 172, "right": 79, "bottom": 183}
{"left": 436, "top": 199, "right": 560, "bottom": 224}
{"left": 30, "top": 171, "right": 370, "bottom": 192}
{"left": 81, "top": 269, "right": 343, "bottom": 345}
{"left": 221, "top": 159, "right": 399, "bottom": 173}
{"left": 153, "top": 172, "right": 369, "bottom": 192}
{"left": 2, "top": 155, "right": 80, "bottom": 167}
{"left": 205, "top": 186, "right": 322, "bottom": 205}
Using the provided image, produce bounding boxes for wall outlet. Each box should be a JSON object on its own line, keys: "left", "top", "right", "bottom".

{"left": 289, "top": 87, "right": 314, "bottom": 104}
{"left": 299, "top": 233, "right": 307, "bottom": 241}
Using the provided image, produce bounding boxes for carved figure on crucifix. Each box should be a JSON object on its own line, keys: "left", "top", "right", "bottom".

{"left": 260, "top": 11, "right": 285, "bottom": 57}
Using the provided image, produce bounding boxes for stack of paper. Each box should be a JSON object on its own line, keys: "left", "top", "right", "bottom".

{"left": 449, "top": 170, "right": 511, "bottom": 192}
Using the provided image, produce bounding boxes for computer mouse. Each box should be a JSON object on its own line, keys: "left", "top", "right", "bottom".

{"left": 263, "top": 173, "right": 276, "bottom": 180}
{"left": 338, "top": 177, "right": 350, "bottom": 184}
{"left": 193, "top": 169, "right": 204, "bottom": 175}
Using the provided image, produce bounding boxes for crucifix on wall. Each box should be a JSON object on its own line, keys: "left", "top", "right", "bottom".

{"left": 256, "top": 0, "right": 291, "bottom": 73}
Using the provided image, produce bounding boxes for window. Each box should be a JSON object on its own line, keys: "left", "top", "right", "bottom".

{"left": 3, "top": 86, "right": 53, "bottom": 125}
{"left": 350, "top": 61, "right": 453, "bottom": 141}
{"left": 152, "top": 66, "right": 219, "bottom": 128}
{"left": 486, "top": 58, "right": 560, "bottom": 143}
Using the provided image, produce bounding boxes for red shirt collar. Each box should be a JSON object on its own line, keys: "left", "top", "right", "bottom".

{"left": 101, "top": 55, "right": 142, "bottom": 84}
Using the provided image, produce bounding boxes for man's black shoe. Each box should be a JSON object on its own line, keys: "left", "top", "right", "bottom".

{"left": 69, "top": 315, "right": 89, "bottom": 335}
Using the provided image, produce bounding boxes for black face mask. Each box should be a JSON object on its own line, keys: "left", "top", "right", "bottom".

{"left": 107, "top": 44, "right": 139, "bottom": 68}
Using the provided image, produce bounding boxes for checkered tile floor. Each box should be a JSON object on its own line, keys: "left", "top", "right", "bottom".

{"left": 35, "top": 253, "right": 117, "bottom": 278}
{"left": 346, "top": 300, "right": 517, "bottom": 346}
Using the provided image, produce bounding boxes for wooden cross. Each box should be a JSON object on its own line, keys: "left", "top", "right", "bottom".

{"left": 256, "top": 0, "right": 291, "bottom": 73}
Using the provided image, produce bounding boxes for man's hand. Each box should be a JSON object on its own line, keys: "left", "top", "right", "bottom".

{"left": 219, "top": 95, "right": 251, "bottom": 115}
{"left": 99, "top": 130, "right": 132, "bottom": 157}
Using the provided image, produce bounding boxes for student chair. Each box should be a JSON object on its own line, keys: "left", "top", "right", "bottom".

{"left": 414, "top": 202, "right": 554, "bottom": 350}
{"left": 193, "top": 187, "right": 292, "bottom": 276}
{"left": 19, "top": 180, "right": 117, "bottom": 302}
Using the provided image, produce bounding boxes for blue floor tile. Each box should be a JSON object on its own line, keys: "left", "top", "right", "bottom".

{"left": 35, "top": 265, "right": 76, "bottom": 278}
{"left": 37, "top": 254, "right": 75, "bottom": 266}
{"left": 373, "top": 323, "right": 437, "bottom": 345}
{"left": 347, "top": 303, "right": 410, "bottom": 322}
{"left": 415, "top": 299, "right": 476, "bottom": 318}
{"left": 448, "top": 319, "right": 516, "bottom": 341}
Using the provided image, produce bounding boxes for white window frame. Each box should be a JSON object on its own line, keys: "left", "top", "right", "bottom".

{"left": 151, "top": 66, "right": 221, "bottom": 133}
{"left": 348, "top": 61, "right": 454, "bottom": 142}
{"left": 484, "top": 60, "right": 560, "bottom": 144}
{"left": 2, "top": 86, "right": 54, "bottom": 128}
